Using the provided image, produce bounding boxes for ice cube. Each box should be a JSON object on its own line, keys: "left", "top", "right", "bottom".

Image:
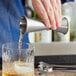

{"left": 14, "top": 61, "right": 33, "bottom": 73}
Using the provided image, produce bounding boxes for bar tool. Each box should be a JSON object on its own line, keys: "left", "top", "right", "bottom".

{"left": 20, "top": 16, "right": 69, "bottom": 34}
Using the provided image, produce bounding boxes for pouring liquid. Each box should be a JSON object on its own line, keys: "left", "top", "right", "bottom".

{"left": 18, "top": 32, "right": 23, "bottom": 61}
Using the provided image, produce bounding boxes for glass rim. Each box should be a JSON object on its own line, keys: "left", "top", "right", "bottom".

{"left": 2, "top": 42, "right": 35, "bottom": 50}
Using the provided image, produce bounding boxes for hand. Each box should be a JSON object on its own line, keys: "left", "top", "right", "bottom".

{"left": 32, "top": 0, "right": 62, "bottom": 30}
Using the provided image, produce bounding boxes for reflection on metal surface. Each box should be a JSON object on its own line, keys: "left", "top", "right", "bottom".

{"left": 20, "top": 16, "right": 69, "bottom": 34}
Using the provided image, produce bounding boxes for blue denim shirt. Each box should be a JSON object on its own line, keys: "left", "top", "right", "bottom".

{"left": 0, "top": 0, "right": 29, "bottom": 57}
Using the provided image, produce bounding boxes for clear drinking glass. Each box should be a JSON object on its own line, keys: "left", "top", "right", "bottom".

{"left": 2, "top": 42, "right": 34, "bottom": 76}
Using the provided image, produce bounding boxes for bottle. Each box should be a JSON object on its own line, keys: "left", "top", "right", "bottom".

{"left": 20, "top": 16, "right": 69, "bottom": 35}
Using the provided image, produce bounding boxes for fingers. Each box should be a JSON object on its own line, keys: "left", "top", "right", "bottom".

{"left": 50, "top": 0, "right": 61, "bottom": 27}
{"left": 32, "top": 0, "right": 51, "bottom": 28}
{"left": 32, "top": 0, "right": 62, "bottom": 30}
{"left": 41, "top": 0, "right": 56, "bottom": 30}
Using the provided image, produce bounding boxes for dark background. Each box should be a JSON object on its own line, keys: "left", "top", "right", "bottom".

{"left": 21, "top": 0, "right": 74, "bottom": 5}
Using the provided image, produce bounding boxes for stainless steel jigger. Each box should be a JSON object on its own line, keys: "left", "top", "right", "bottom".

{"left": 20, "top": 16, "right": 69, "bottom": 34}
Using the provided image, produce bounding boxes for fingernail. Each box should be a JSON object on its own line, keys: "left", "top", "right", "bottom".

{"left": 48, "top": 25, "right": 51, "bottom": 28}
{"left": 53, "top": 27, "right": 57, "bottom": 30}
{"left": 52, "top": 25, "right": 57, "bottom": 30}
{"left": 46, "top": 23, "right": 51, "bottom": 29}
{"left": 53, "top": 21, "right": 57, "bottom": 30}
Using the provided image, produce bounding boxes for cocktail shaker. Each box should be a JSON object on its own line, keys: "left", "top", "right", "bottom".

{"left": 20, "top": 16, "right": 69, "bottom": 34}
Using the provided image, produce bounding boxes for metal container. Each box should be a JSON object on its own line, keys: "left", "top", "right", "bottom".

{"left": 20, "top": 16, "right": 69, "bottom": 34}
